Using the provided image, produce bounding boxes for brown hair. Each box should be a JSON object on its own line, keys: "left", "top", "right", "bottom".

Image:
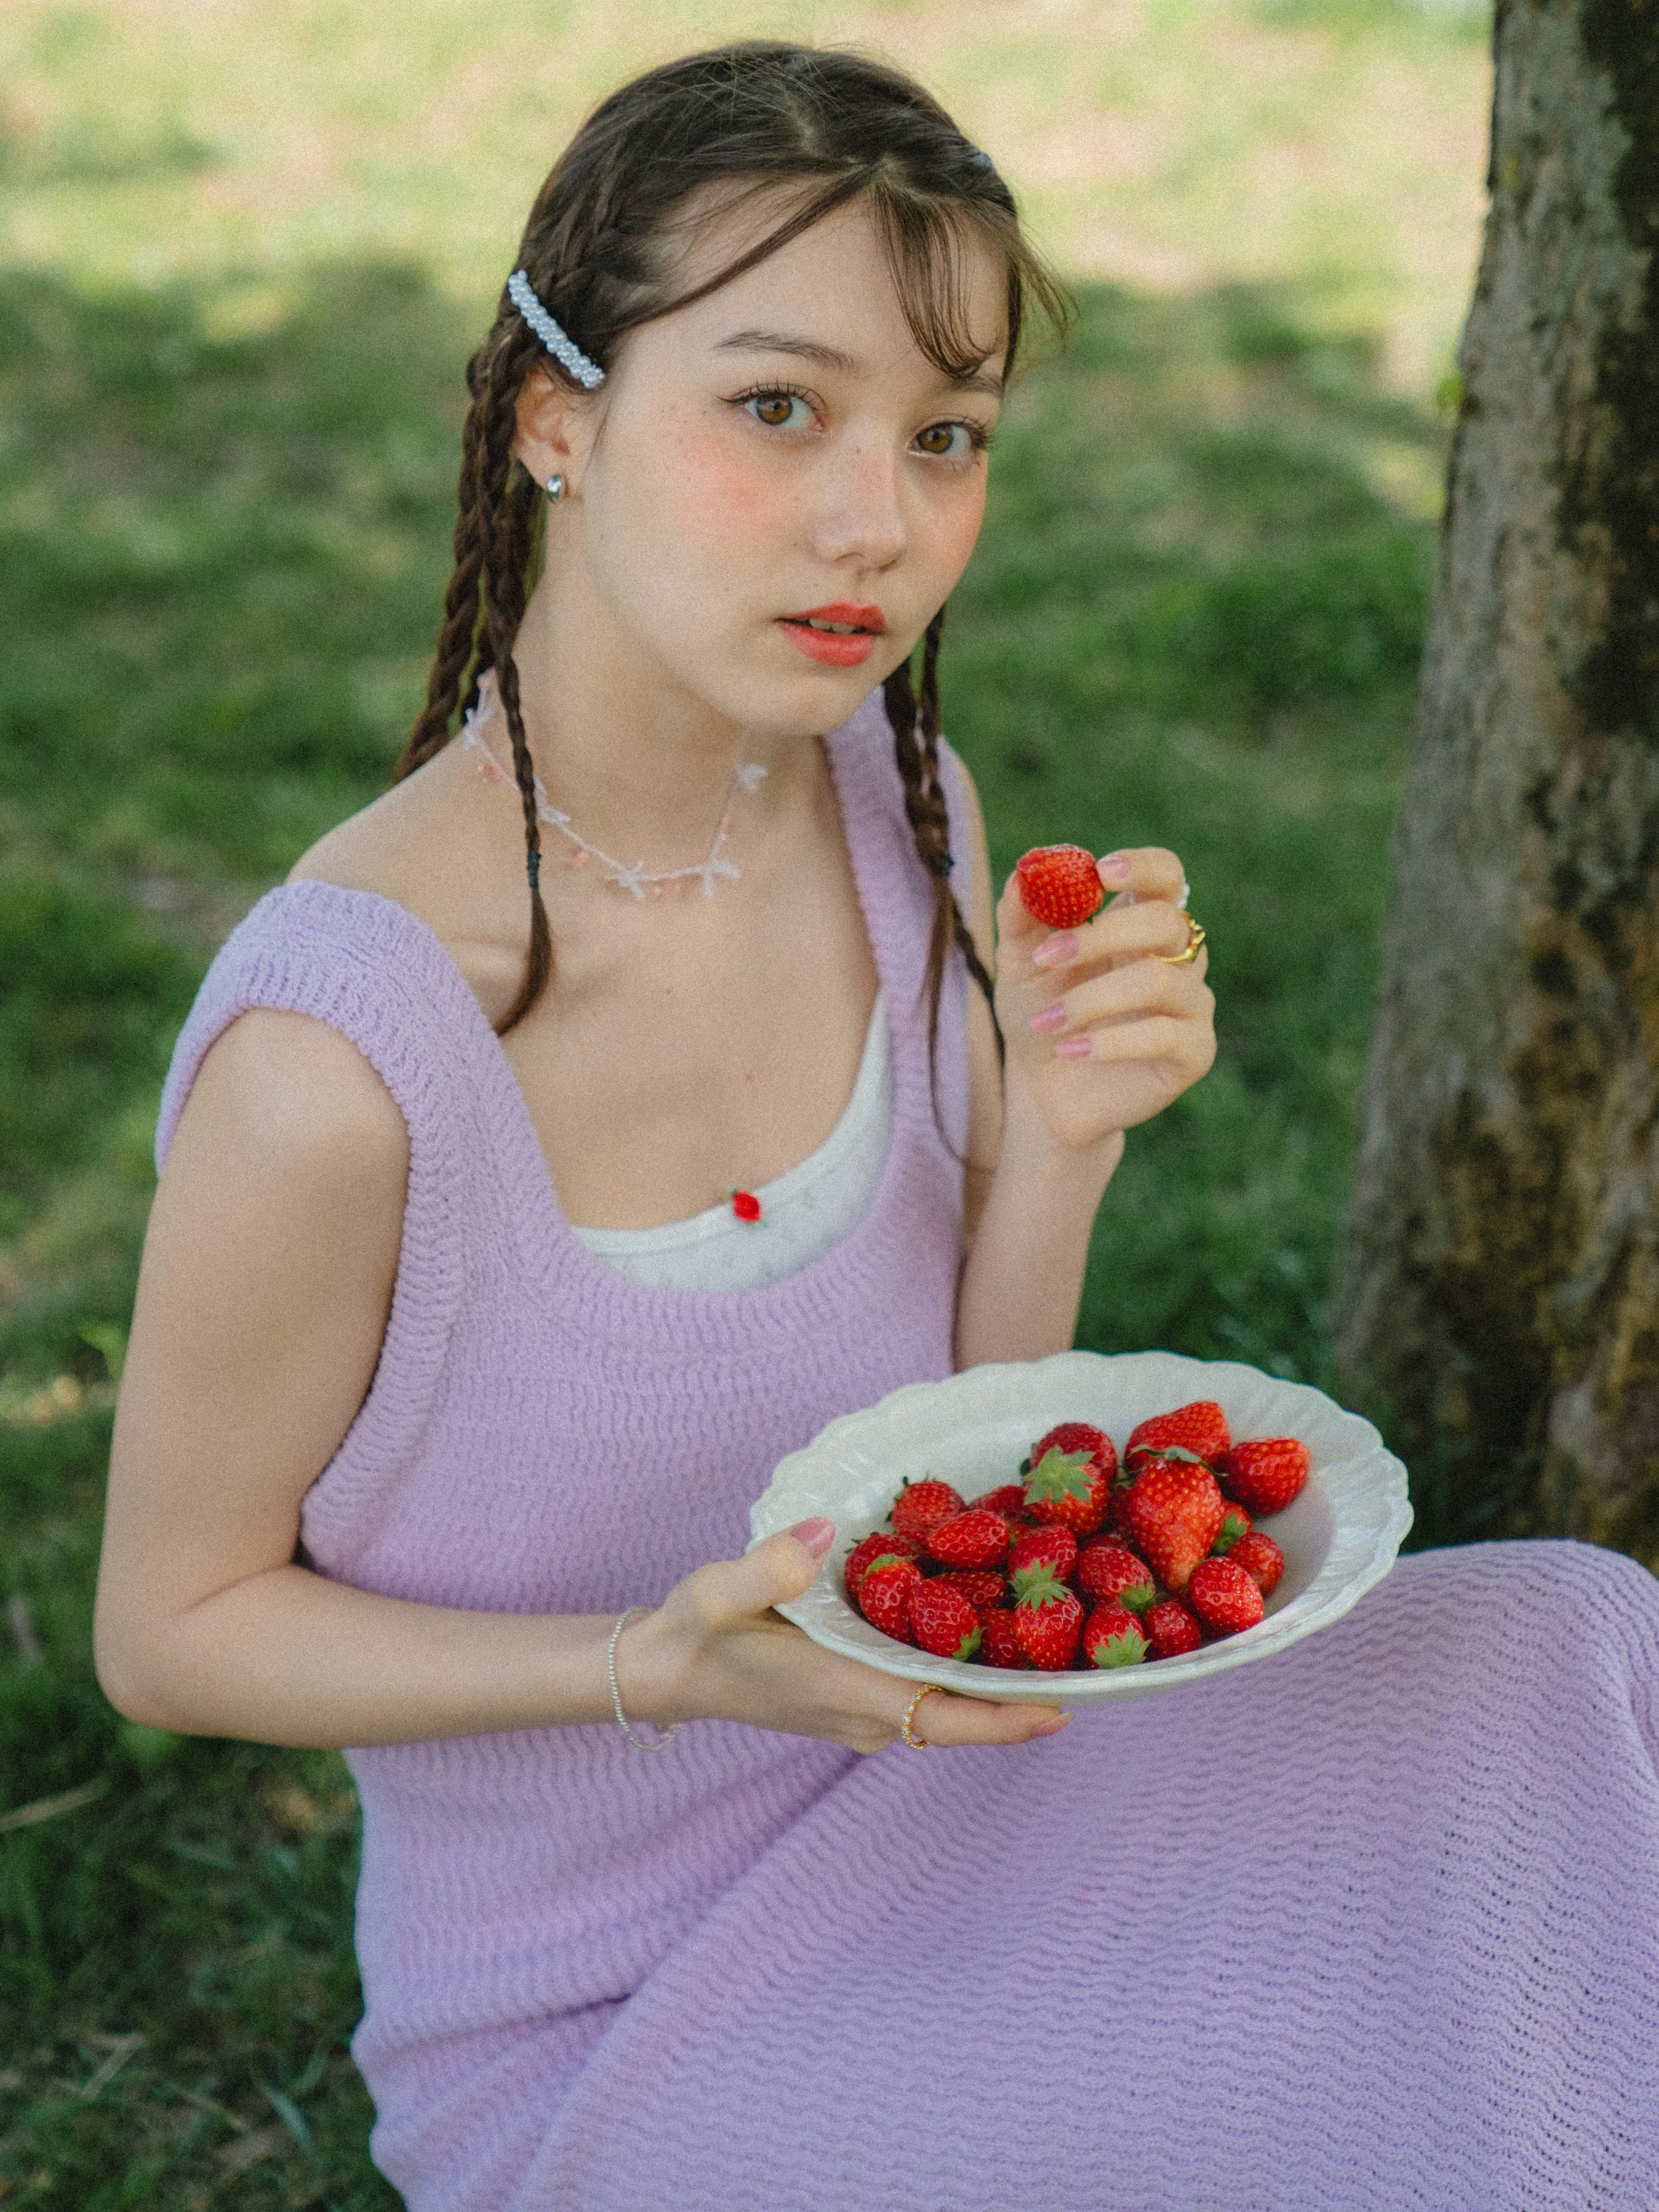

{"left": 393, "top": 39, "right": 1073, "bottom": 1078}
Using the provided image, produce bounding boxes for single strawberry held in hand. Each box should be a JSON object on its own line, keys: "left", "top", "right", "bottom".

{"left": 1014, "top": 844, "right": 1106, "bottom": 931}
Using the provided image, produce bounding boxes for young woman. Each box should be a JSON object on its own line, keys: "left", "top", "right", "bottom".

{"left": 94, "top": 41, "right": 1659, "bottom": 2212}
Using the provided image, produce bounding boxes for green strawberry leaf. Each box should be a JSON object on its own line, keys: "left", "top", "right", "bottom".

{"left": 1011, "top": 1561, "right": 1069, "bottom": 1608}
{"left": 1211, "top": 1506, "right": 1249, "bottom": 1557}
{"left": 1024, "top": 1447, "right": 1094, "bottom": 1506}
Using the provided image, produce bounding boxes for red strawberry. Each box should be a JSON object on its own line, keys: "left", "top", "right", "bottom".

{"left": 1221, "top": 1437, "right": 1311, "bottom": 1517}
{"left": 844, "top": 1530, "right": 923, "bottom": 1597}
{"left": 1076, "top": 1539, "right": 1156, "bottom": 1614}
{"left": 970, "top": 1483, "right": 1029, "bottom": 1518}
{"left": 1187, "top": 1556, "right": 1266, "bottom": 1636}
{"left": 1011, "top": 1565, "right": 1084, "bottom": 1670}
{"left": 1124, "top": 1457, "right": 1226, "bottom": 1594}
{"left": 1229, "top": 1529, "right": 1284, "bottom": 1596}
{"left": 907, "top": 1578, "right": 984, "bottom": 1661}
{"left": 891, "top": 1478, "right": 965, "bottom": 1541}
{"left": 857, "top": 1557, "right": 921, "bottom": 1642}
{"left": 1032, "top": 1421, "right": 1118, "bottom": 1484}
{"left": 925, "top": 1509, "right": 1012, "bottom": 1570}
{"left": 1126, "top": 1400, "right": 1230, "bottom": 1469}
{"left": 1210, "top": 1503, "right": 1252, "bottom": 1557}
{"left": 1008, "top": 1524, "right": 1079, "bottom": 1585}
{"left": 978, "top": 1607, "right": 1031, "bottom": 1669}
{"left": 1083, "top": 1601, "right": 1150, "bottom": 1667}
{"left": 1108, "top": 1476, "right": 1138, "bottom": 1537}
{"left": 933, "top": 1569, "right": 1007, "bottom": 1610}
{"left": 1023, "top": 1423, "right": 1116, "bottom": 1537}
{"left": 1014, "top": 844, "right": 1106, "bottom": 931}
{"left": 1144, "top": 1596, "right": 1202, "bottom": 1660}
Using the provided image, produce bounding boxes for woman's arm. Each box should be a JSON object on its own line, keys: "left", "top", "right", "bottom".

{"left": 950, "top": 767, "right": 1215, "bottom": 1368}
{"left": 96, "top": 1009, "right": 1062, "bottom": 1752}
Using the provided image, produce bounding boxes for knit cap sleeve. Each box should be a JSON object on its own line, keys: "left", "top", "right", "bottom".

{"left": 153, "top": 880, "right": 501, "bottom": 1529}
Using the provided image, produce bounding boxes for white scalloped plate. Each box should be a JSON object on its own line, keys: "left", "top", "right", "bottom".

{"left": 748, "top": 1349, "right": 1412, "bottom": 1704}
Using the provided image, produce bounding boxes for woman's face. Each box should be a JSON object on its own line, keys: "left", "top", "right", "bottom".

{"left": 534, "top": 193, "right": 1008, "bottom": 736}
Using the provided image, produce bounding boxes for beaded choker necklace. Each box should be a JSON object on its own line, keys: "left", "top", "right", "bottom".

{"left": 460, "top": 677, "right": 768, "bottom": 902}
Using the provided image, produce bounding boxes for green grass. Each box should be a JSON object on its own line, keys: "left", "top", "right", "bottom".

{"left": 0, "top": 253, "right": 1444, "bottom": 2201}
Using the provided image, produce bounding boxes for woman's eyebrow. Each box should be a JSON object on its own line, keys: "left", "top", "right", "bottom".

{"left": 713, "top": 327, "right": 1004, "bottom": 397}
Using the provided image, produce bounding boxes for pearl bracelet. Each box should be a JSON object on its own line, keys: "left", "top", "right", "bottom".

{"left": 606, "top": 1607, "right": 681, "bottom": 1752}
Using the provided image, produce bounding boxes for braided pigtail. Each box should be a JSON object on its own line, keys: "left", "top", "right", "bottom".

{"left": 393, "top": 363, "right": 492, "bottom": 780}
{"left": 473, "top": 336, "right": 555, "bottom": 1037}
{"left": 885, "top": 607, "right": 1004, "bottom": 1134}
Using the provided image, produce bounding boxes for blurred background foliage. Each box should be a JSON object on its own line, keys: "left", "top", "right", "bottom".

{"left": 0, "top": 1, "right": 1487, "bottom": 2202}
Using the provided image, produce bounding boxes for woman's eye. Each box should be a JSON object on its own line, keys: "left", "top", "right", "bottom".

{"left": 746, "top": 391, "right": 813, "bottom": 430}
{"left": 915, "top": 420, "right": 984, "bottom": 461}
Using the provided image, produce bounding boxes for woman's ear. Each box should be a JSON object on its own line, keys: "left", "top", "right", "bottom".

{"left": 512, "top": 365, "right": 590, "bottom": 493}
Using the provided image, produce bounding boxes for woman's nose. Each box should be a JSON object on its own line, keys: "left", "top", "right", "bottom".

{"left": 810, "top": 436, "right": 907, "bottom": 568}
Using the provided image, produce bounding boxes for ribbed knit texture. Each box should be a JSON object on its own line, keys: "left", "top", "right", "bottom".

{"left": 155, "top": 692, "right": 1659, "bottom": 2211}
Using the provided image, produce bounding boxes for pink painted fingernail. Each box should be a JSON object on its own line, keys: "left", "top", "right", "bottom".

{"left": 1029, "top": 1003, "right": 1067, "bottom": 1033}
{"left": 1099, "top": 852, "right": 1131, "bottom": 882}
{"left": 788, "top": 1517, "right": 836, "bottom": 1557}
{"left": 1031, "top": 931, "right": 1079, "bottom": 969}
{"left": 1055, "top": 1035, "right": 1092, "bottom": 1060}
{"left": 1032, "top": 1713, "right": 1072, "bottom": 1736}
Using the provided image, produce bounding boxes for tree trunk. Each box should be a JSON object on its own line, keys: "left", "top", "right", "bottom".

{"left": 1336, "top": 0, "right": 1659, "bottom": 1565}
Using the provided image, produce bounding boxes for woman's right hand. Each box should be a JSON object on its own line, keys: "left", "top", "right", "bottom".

{"left": 621, "top": 1520, "right": 1071, "bottom": 1752}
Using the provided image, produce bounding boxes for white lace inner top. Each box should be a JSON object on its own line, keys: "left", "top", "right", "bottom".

{"left": 569, "top": 990, "right": 893, "bottom": 1293}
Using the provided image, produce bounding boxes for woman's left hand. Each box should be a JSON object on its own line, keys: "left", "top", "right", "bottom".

{"left": 995, "top": 846, "right": 1216, "bottom": 1158}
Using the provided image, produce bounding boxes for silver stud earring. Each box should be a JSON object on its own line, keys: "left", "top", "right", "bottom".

{"left": 546, "top": 474, "right": 565, "bottom": 502}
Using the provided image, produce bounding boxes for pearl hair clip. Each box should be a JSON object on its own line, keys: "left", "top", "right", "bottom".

{"left": 507, "top": 270, "right": 606, "bottom": 390}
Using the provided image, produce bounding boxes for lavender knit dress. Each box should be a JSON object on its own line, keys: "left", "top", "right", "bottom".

{"left": 155, "top": 690, "right": 1659, "bottom": 2211}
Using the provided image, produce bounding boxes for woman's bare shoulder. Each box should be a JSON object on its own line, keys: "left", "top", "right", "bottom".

{"left": 285, "top": 744, "right": 459, "bottom": 913}
{"left": 283, "top": 740, "right": 525, "bottom": 1023}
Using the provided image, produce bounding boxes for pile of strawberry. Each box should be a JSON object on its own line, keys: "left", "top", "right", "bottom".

{"left": 842, "top": 1401, "right": 1310, "bottom": 1671}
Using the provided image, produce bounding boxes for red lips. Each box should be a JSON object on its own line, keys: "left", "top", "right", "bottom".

{"left": 777, "top": 601, "right": 886, "bottom": 667}
{"left": 785, "top": 602, "right": 886, "bottom": 631}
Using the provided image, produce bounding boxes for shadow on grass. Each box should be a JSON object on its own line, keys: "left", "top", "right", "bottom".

{"left": 2, "top": 257, "right": 1445, "bottom": 2203}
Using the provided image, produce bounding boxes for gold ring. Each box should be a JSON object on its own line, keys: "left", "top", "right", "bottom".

{"left": 1156, "top": 914, "right": 1206, "bottom": 965}
{"left": 899, "top": 1685, "right": 944, "bottom": 1749}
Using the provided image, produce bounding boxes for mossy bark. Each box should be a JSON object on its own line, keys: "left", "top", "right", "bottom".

{"left": 1336, "top": 0, "right": 1659, "bottom": 1565}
